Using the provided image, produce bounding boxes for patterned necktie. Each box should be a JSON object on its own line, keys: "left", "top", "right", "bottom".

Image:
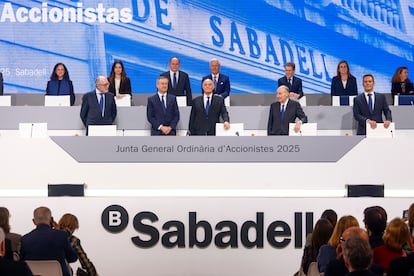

{"left": 213, "top": 76, "right": 217, "bottom": 91}
{"left": 368, "top": 93, "right": 373, "bottom": 113}
{"left": 161, "top": 95, "right": 166, "bottom": 114}
{"left": 99, "top": 93, "right": 104, "bottom": 117}
{"left": 173, "top": 72, "right": 177, "bottom": 90}
{"left": 206, "top": 96, "right": 210, "bottom": 115}
{"left": 280, "top": 104, "right": 285, "bottom": 120}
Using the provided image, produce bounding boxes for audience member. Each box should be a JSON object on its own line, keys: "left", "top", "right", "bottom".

{"left": 388, "top": 252, "right": 414, "bottom": 276}
{"left": 373, "top": 217, "right": 413, "bottom": 273}
{"left": 363, "top": 206, "right": 387, "bottom": 248}
{"left": 147, "top": 76, "right": 180, "bottom": 136}
{"left": 277, "top": 62, "right": 303, "bottom": 99}
{"left": 188, "top": 79, "right": 230, "bottom": 135}
{"left": 325, "top": 227, "right": 383, "bottom": 276}
{"left": 201, "top": 58, "right": 230, "bottom": 99}
{"left": 0, "top": 71, "right": 3, "bottom": 95}
{"left": 305, "top": 209, "right": 337, "bottom": 247}
{"left": 353, "top": 74, "right": 392, "bottom": 135}
{"left": 330, "top": 60, "right": 358, "bottom": 96}
{"left": 0, "top": 207, "right": 21, "bottom": 258}
{"left": 0, "top": 228, "right": 32, "bottom": 276}
{"left": 58, "top": 213, "right": 98, "bottom": 276}
{"left": 317, "top": 215, "right": 359, "bottom": 273}
{"left": 20, "top": 206, "right": 78, "bottom": 276}
{"left": 160, "top": 57, "right": 193, "bottom": 106}
{"left": 301, "top": 218, "right": 333, "bottom": 274}
{"left": 80, "top": 76, "right": 117, "bottom": 135}
{"left": 267, "top": 85, "right": 307, "bottom": 135}
{"left": 107, "top": 60, "right": 132, "bottom": 98}
{"left": 391, "top": 66, "right": 414, "bottom": 97}
{"left": 343, "top": 236, "right": 381, "bottom": 276}
{"left": 408, "top": 202, "right": 414, "bottom": 240}
{"left": 46, "top": 63, "right": 75, "bottom": 106}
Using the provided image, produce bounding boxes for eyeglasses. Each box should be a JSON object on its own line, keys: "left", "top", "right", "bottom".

{"left": 339, "top": 236, "right": 346, "bottom": 243}
{"left": 98, "top": 83, "right": 109, "bottom": 86}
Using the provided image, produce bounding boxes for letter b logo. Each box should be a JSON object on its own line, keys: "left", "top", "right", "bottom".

{"left": 101, "top": 205, "right": 129, "bottom": 233}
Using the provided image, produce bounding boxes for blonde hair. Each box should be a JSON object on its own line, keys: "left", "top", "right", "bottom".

{"left": 58, "top": 213, "right": 79, "bottom": 233}
{"left": 383, "top": 217, "right": 413, "bottom": 251}
{"left": 328, "top": 215, "right": 359, "bottom": 248}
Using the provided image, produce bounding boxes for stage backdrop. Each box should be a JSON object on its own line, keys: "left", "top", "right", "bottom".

{"left": 1, "top": 0, "right": 413, "bottom": 94}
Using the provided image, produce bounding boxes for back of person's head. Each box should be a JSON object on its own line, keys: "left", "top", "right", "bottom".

{"left": 336, "top": 226, "right": 368, "bottom": 259}
{"left": 328, "top": 215, "right": 359, "bottom": 248}
{"left": 33, "top": 206, "right": 52, "bottom": 226}
{"left": 58, "top": 213, "right": 79, "bottom": 234}
{"left": 408, "top": 203, "right": 414, "bottom": 234}
{"left": 311, "top": 218, "right": 334, "bottom": 251}
{"left": 363, "top": 207, "right": 387, "bottom": 235}
{"left": 343, "top": 236, "right": 373, "bottom": 271}
{"left": 0, "top": 207, "right": 11, "bottom": 234}
{"left": 383, "top": 217, "right": 413, "bottom": 251}
{"left": 321, "top": 209, "right": 337, "bottom": 227}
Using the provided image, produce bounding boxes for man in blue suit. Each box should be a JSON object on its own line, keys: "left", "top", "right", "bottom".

{"left": 278, "top": 62, "right": 304, "bottom": 99}
{"left": 147, "top": 76, "right": 180, "bottom": 136}
{"left": 267, "top": 85, "right": 307, "bottom": 135}
{"left": 353, "top": 74, "right": 392, "bottom": 135}
{"left": 160, "top": 57, "right": 193, "bottom": 106}
{"left": 80, "top": 76, "right": 117, "bottom": 135}
{"left": 201, "top": 58, "right": 230, "bottom": 99}
{"left": 20, "top": 207, "right": 78, "bottom": 276}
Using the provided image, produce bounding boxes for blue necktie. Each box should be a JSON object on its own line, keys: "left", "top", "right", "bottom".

{"left": 206, "top": 96, "right": 210, "bottom": 115}
{"left": 173, "top": 72, "right": 177, "bottom": 90}
{"left": 280, "top": 104, "right": 285, "bottom": 120}
{"left": 288, "top": 78, "right": 292, "bottom": 89}
{"left": 368, "top": 93, "right": 373, "bottom": 113}
{"left": 161, "top": 95, "right": 166, "bottom": 114}
{"left": 99, "top": 93, "right": 104, "bottom": 117}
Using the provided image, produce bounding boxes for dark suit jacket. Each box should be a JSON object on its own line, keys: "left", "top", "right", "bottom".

{"left": 0, "top": 258, "right": 33, "bottom": 276}
{"left": 353, "top": 92, "right": 392, "bottom": 135}
{"left": 0, "top": 72, "right": 3, "bottom": 95}
{"left": 189, "top": 95, "right": 229, "bottom": 135}
{"left": 331, "top": 75, "right": 358, "bottom": 96}
{"left": 108, "top": 77, "right": 132, "bottom": 96}
{"left": 160, "top": 71, "right": 193, "bottom": 106}
{"left": 46, "top": 79, "right": 75, "bottom": 106}
{"left": 147, "top": 93, "right": 180, "bottom": 135}
{"left": 20, "top": 224, "right": 78, "bottom": 276}
{"left": 326, "top": 258, "right": 383, "bottom": 276}
{"left": 201, "top": 74, "right": 230, "bottom": 98}
{"left": 388, "top": 253, "right": 414, "bottom": 276}
{"left": 267, "top": 100, "right": 308, "bottom": 135}
{"left": 278, "top": 76, "right": 304, "bottom": 98}
{"left": 345, "top": 270, "right": 382, "bottom": 276}
{"left": 80, "top": 91, "right": 117, "bottom": 130}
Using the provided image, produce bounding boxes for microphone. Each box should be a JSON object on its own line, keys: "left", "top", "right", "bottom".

{"left": 122, "top": 129, "right": 125, "bottom": 136}
{"left": 411, "top": 101, "right": 413, "bottom": 106}
{"left": 390, "top": 129, "right": 394, "bottom": 138}
{"left": 235, "top": 131, "right": 239, "bottom": 136}
{"left": 186, "top": 130, "right": 191, "bottom": 136}
{"left": 30, "top": 123, "right": 34, "bottom": 138}
{"left": 299, "top": 130, "right": 303, "bottom": 136}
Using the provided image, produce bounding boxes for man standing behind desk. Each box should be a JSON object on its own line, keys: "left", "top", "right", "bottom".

{"left": 189, "top": 79, "right": 230, "bottom": 135}
{"left": 201, "top": 58, "right": 230, "bottom": 99}
{"left": 160, "top": 57, "right": 193, "bottom": 106}
{"left": 278, "top": 62, "right": 303, "bottom": 99}
{"left": 80, "top": 76, "right": 117, "bottom": 135}
{"left": 353, "top": 74, "right": 392, "bottom": 135}
{"left": 267, "top": 85, "right": 307, "bottom": 135}
{"left": 147, "top": 76, "right": 180, "bottom": 136}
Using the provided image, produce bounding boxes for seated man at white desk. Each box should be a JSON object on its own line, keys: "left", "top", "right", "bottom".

{"left": 267, "top": 85, "right": 307, "bottom": 135}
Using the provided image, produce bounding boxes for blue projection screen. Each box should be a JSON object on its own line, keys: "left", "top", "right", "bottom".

{"left": 0, "top": 0, "right": 413, "bottom": 95}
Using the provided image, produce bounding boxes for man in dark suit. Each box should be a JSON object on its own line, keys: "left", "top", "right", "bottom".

{"left": 80, "top": 76, "right": 117, "bottom": 135}
{"left": 20, "top": 207, "right": 78, "bottom": 276}
{"left": 201, "top": 58, "right": 230, "bottom": 99}
{"left": 353, "top": 74, "right": 392, "bottom": 135}
{"left": 147, "top": 76, "right": 180, "bottom": 136}
{"left": 267, "top": 85, "right": 307, "bottom": 135}
{"left": 189, "top": 79, "right": 230, "bottom": 135}
{"left": 160, "top": 57, "right": 193, "bottom": 106}
{"left": 342, "top": 236, "right": 380, "bottom": 276}
{"left": 278, "top": 62, "right": 303, "bottom": 99}
{"left": 0, "top": 72, "right": 3, "bottom": 95}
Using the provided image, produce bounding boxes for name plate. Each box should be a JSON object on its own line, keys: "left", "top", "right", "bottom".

{"left": 51, "top": 136, "right": 363, "bottom": 163}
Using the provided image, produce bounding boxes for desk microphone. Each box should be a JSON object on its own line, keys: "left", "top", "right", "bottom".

{"left": 299, "top": 130, "right": 303, "bottom": 136}
{"left": 122, "top": 129, "right": 125, "bottom": 136}
{"left": 390, "top": 129, "right": 394, "bottom": 138}
{"left": 30, "top": 123, "right": 34, "bottom": 138}
{"left": 235, "top": 131, "right": 239, "bottom": 136}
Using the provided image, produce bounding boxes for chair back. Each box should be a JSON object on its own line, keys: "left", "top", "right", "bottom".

{"left": 26, "top": 260, "right": 63, "bottom": 276}
{"left": 307, "top": 262, "right": 321, "bottom": 276}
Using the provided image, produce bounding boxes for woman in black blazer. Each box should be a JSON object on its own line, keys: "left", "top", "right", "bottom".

{"left": 330, "top": 60, "right": 358, "bottom": 96}
{"left": 107, "top": 60, "right": 132, "bottom": 98}
{"left": 391, "top": 66, "right": 414, "bottom": 97}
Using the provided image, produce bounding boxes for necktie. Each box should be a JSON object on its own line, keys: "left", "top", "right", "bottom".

{"left": 161, "top": 95, "right": 166, "bottom": 114}
{"left": 213, "top": 76, "right": 217, "bottom": 91}
{"left": 280, "top": 104, "right": 285, "bottom": 120}
{"left": 173, "top": 72, "right": 177, "bottom": 90}
{"left": 99, "top": 93, "right": 104, "bottom": 117}
{"left": 206, "top": 96, "right": 210, "bottom": 115}
{"left": 368, "top": 93, "right": 373, "bottom": 113}
{"left": 288, "top": 78, "right": 292, "bottom": 88}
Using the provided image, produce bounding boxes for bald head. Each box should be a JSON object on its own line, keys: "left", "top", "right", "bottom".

{"left": 95, "top": 76, "right": 110, "bottom": 93}
{"left": 33, "top": 206, "right": 52, "bottom": 225}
